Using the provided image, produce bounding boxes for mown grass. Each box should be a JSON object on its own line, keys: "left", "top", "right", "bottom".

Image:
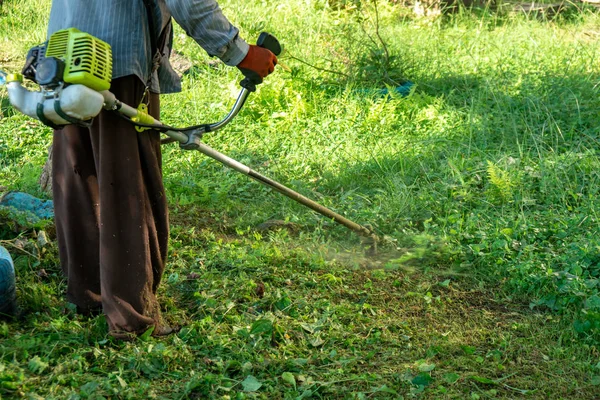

{"left": 1, "top": 0, "right": 600, "bottom": 398}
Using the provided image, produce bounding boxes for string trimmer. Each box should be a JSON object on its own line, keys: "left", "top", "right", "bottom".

{"left": 3, "top": 28, "right": 380, "bottom": 253}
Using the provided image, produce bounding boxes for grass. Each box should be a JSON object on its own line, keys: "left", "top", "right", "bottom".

{"left": 1, "top": 0, "right": 600, "bottom": 398}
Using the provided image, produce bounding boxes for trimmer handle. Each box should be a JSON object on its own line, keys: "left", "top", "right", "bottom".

{"left": 257, "top": 32, "right": 282, "bottom": 55}
{"left": 239, "top": 32, "right": 282, "bottom": 92}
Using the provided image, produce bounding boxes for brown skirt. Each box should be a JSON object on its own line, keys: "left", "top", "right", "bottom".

{"left": 52, "top": 75, "right": 169, "bottom": 334}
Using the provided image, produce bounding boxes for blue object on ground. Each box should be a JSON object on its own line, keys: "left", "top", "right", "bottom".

{"left": 379, "top": 81, "right": 414, "bottom": 97}
{"left": 354, "top": 81, "right": 415, "bottom": 98}
{"left": 0, "top": 192, "right": 54, "bottom": 220}
{"left": 0, "top": 246, "right": 17, "bottom": 317}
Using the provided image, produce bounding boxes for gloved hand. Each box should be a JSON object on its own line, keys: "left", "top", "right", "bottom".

{"left": 237, "top": 45, "right": 278, "bottom": 83}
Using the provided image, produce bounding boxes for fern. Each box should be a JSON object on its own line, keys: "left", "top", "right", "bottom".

{"left": 486, "top": 160, "right": 514, "bottom": 202}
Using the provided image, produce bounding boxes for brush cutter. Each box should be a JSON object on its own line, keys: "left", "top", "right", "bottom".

{"left": 3, "top": 28, "right": 380, "bottom": 252}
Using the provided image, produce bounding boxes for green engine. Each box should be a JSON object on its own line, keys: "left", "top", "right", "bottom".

{"left": 23, "top": 28, "right": 112, "bottom": 91}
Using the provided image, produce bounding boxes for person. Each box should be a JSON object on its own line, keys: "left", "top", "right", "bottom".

{"left": 46, "top": 0, "right": 277, "bottom": 339}
{"left": 0, "top": 245, "right": 17, "bottom": 318}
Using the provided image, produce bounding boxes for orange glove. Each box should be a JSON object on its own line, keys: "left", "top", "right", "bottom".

{"left": 237, "top": 45, "right": 278, "bottom": 79}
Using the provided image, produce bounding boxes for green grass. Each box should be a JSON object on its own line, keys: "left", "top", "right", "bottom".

{"left": 2, "top": 0, "right": 600, "bottom": 398}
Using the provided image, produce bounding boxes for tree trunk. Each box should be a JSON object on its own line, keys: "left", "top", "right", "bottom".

{"left": 39, "top": 146, "right": 53, "bottom": 197}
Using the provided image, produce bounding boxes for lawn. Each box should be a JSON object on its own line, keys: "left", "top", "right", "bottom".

{"left": 1, "top": 0, "right": 600, "bottom": 398}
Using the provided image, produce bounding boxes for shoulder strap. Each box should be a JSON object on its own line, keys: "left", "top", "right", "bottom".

{"left": 142, "top": 0, "right": 158, "bottom": 65}
{"left": 141, "top": 0, "right": 172, "bottom": 88}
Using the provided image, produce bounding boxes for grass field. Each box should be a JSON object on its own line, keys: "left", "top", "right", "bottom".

{"left": 1, "top": 0, "right": 600, "bottom": 398}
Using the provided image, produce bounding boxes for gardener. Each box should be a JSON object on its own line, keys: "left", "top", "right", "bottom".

{"left": 47, "top": 0, "right": 277, "bottom": 339}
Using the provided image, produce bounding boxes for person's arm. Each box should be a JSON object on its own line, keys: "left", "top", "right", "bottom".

{"left": 165, "top": 0, "right": 276, "bottom": 77}
{"left": 165, "top": 0, "right": 248, "bottom": 66}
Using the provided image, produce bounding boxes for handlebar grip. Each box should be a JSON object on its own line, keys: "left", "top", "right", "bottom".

{"left": 240, "top": 32, "right": 281, "bottom": 92}
{"left": 257, "top": 32, "right": 282, "bottom": 56}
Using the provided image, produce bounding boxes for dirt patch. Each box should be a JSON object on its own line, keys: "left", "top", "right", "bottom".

{"left": 169, "top": 51, "right": 193, "bottom": 75}
{"left": 449, "top": 288, "right": 530, "bottom": 314}
{"left": 168, "top": 204, "right": 223, "bottom": 231}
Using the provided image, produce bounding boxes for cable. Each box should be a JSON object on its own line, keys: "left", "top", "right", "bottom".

{"left": 113, "top": 111, "right": 210, "bottom": 134}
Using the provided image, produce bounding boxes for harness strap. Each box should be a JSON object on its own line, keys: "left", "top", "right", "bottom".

{"left": 36, "top": 102, "right": 60, "bottom": 129}
{"left": 141, "top": 0, "right": 172, "bottom": 96}
{"left": 54, "top": 99, "right": 93, "bottom": 128}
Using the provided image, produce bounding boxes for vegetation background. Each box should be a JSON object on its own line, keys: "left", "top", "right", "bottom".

{"left": 1, "top": 0, "right": 600, "bottom": 398}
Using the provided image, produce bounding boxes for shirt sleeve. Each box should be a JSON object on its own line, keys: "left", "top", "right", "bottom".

{"left": 164, "top": 0, "right": 249, "bottom": 66}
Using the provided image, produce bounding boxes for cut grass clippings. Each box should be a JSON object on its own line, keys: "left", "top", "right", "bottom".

{"left": 1, "top": 219, "right": 599, "bottom": 398}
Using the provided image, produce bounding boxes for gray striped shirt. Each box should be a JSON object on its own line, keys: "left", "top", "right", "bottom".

{"left": 47, "top": 0, "right": 249, "bottom": 93}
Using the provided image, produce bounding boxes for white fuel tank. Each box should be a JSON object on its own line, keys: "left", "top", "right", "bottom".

{"left": 7, "top": 82, "right": 104, "bottom": 125}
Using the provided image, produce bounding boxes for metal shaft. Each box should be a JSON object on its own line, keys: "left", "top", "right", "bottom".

{"left": 195, "top": 143, "right": 379, "bottom": 240}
